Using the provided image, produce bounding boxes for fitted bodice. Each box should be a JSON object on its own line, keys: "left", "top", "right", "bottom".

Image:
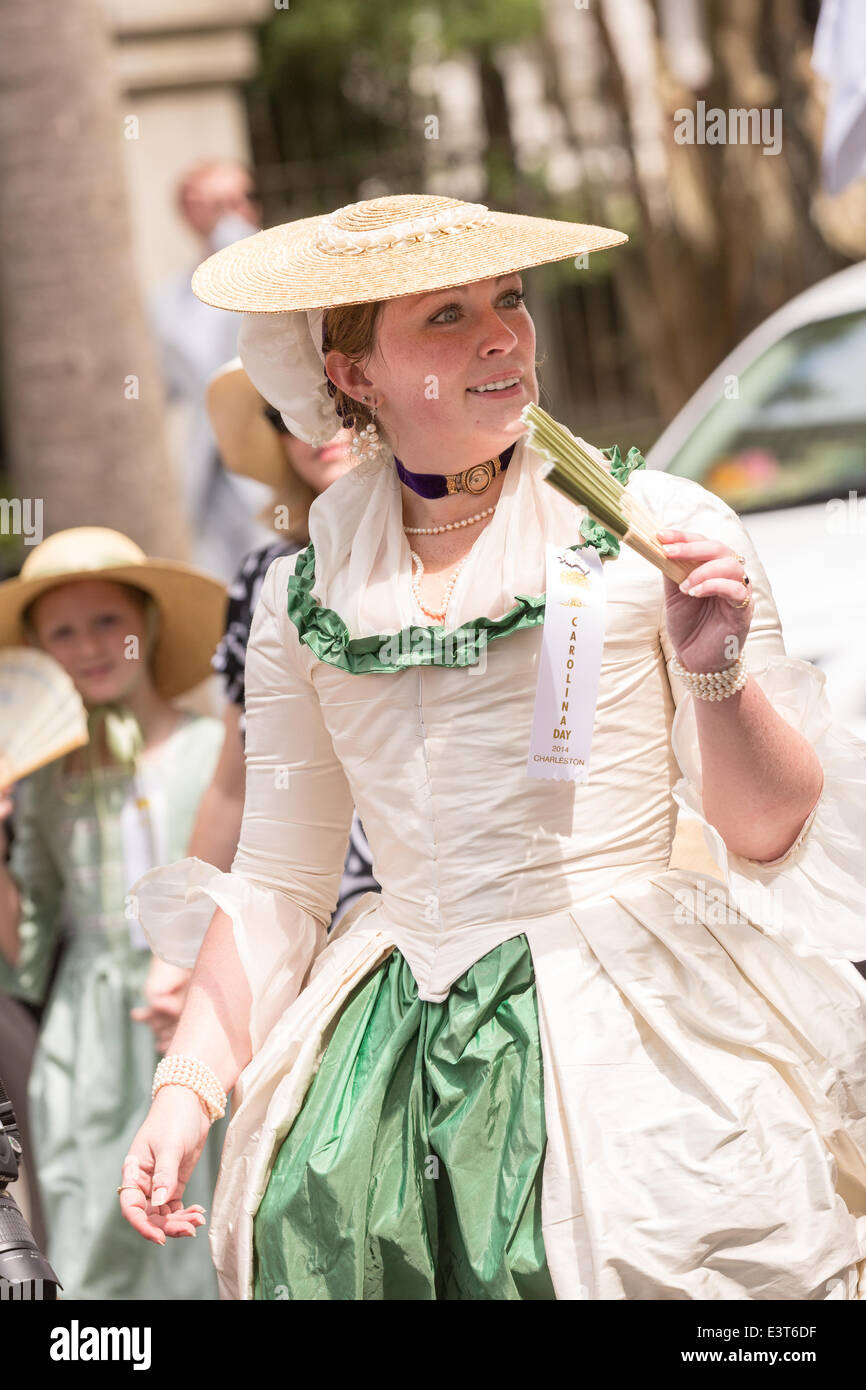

{"left": 229, "top": 441, "right": 764, "bottom": 999}
{"left": 308, "top": 539, "right": 678, "bottom": 938}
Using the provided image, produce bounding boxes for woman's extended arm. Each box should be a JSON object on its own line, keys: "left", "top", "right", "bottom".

{"left": 120, "top": 903, "right": 252, "bottom": 1244}
{"left": 121, "top": 554, "right": 354, "bottom": 1244}
{"left": 162, "top": 904, "right": 253, "bottom": 1095}
{"left": 658, "top": 522, "right": 823, "bottom": 863}
{"left": 690, "top": 673, "right": 823, "bottom": 863}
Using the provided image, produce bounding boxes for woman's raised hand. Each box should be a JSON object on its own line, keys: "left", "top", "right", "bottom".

{"left": 657, "top": 529, "right": 754, "bottom": 673}
{"left": 119, "top": 1086, "right": 212, "bottom": 1244}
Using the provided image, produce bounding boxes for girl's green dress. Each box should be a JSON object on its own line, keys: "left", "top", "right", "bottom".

{"left": 0, "top": 712, "right": 225, "bottom": 1300}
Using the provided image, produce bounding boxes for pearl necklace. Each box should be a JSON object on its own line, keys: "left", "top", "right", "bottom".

{"left": 404, "top": 505, "right": 495, "bottom": 536}
{"left": 409, "top": 549, "right": 467, "bottom": 622}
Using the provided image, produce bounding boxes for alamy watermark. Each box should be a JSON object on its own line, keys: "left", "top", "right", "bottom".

{"left": 0, "top": 497, "right": 43, "bottom": 545}
{"left": 825, "top": 491, "right": 866, "bottom": 534}
{"left": 672, "top": 877, "right": 784, "bottom": 932}
{"left": 377, "top": 627, "right": 488, "bottom": 672}
{"left": 674, "top": 102, "right": 782, "bottom": 156}
{"left": 49, "top": 1319, "right": 152, "bottom": 1370}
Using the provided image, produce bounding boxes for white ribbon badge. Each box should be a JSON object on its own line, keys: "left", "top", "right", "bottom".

{"left": 121, "top": 769, "right": 167, "bottom": 950}
{"left": 526, "top": 544, "right": 606, "bottom": 782}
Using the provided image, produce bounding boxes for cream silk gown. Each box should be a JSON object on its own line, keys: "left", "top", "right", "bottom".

{"left": 134, "top": 438, "right": 866, "bottom": 1300}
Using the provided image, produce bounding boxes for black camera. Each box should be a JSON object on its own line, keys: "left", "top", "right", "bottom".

{"left": 0, "top": 1074, "right": 60, "bottom": 1299}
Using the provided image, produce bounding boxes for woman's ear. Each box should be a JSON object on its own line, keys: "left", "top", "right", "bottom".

{"left": 324, "top": 349, "right": 375, "bottom": 402}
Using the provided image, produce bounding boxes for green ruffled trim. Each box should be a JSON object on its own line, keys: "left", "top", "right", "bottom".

{"left": 286, "top": 445, "right": 646, "bottom": 673}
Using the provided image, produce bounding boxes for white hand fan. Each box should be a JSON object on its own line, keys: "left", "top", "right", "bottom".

{"left": 0, "top": 648, "right": 89, "bottom": 787}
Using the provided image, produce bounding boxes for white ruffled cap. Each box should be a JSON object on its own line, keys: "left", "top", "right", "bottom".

{"left": 237, "top": 307, "right": 341, "bottom": 447}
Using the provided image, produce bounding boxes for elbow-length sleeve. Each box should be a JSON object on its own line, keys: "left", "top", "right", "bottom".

{"left": 643, "top": 469, "right": 866, "bottom": 963}
{"left": 0, "top": 769, "right": 64, "bottom": 1005}
{"left": 132, "top": 554, "right": 355, "bottom": 1049}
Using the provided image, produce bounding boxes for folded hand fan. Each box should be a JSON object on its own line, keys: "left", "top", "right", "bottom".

{"left": 521, "top": 403, "right": 695, "bottom": 584}
{"left": 0, "top": 648, "right": 89, "bottom": 787}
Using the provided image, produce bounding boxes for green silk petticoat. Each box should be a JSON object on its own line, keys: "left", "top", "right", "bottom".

{"left": 252, "top": 934, "right": 556, "bottom": 1300}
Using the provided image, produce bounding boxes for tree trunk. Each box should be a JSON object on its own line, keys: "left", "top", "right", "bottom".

{"left": 0, "top": 0, "right": 189, "bottom": 559}
{"left": 539, "top": 0, "right": 849, "bottom": 426}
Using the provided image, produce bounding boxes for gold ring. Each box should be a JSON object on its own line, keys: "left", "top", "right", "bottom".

{"left": 116, "top": 1185, "right": 140, "bottom": 1194}
{"left": 730, "top": 552, "right": 751, "bottom": 605}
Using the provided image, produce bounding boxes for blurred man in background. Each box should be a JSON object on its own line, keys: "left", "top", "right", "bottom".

{"left": 151, "top": 159, "right": 273, "bottom": 580}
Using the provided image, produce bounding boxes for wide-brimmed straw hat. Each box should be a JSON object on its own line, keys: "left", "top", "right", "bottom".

{"left": 207, "top": 358, "right": 290, "bottom": 488}
{"left": 193, "top": 193, "right": 626, "bottom": 312}
{"left": 207, "top": 358, "right": 318, "bottom": 540}
{"left": 192, "top": 194, "right": 628, "bottom": 447}
{"left": 0, "top": 528, "right": 227, "bottom": 699}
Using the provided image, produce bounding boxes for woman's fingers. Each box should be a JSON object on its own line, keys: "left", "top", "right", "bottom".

{"left": 657, "top": 530, "right": 729, "bottom": 561}
{"left": 150, "top": 1151, "right": 182, "bottom": 1208}
{"left": 119, "top": 1194, "right": 205, "bottom": 1243}
{"left": 119, "top": 1151, "right": 164, "bottom": 1243}
{"left": 119, "top": 1188, "right": 167, "bottom": 1245}
{"left": 680, "top": 578, "right": 751, "bottom": 605}
{"left": 676, "top": 557, "right": 750, "bottom": 606}
{"left": 657, "top": 529, "right": 715, "bottom": 544}
{"left": 677, "top": 553, "right": 746, "bottom": 589}
{"left": 119, "top": 1150, "right": 203, "bottom": 1242}
{"left": 657, "top": 532, "right": 750, "bottom": 607}
{"left": 161, "top": 1203, "right": 208, "bottom": 1238}
{"left": 121, "top": 1090, "right": 212, "bottom": 1244}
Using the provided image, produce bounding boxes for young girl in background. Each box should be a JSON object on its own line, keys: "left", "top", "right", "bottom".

{"left": 0, "top": 526, "right": 227, "bottom": 1299}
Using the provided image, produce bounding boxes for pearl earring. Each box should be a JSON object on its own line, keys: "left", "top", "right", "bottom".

{"left": 350, "top": 397, "right": 381, "bottom": 463}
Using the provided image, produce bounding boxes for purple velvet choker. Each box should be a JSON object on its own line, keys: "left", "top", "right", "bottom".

{"left": 394, "top": 442, "right": 517, "bottom": 499}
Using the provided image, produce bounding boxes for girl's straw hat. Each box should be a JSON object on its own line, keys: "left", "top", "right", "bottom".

{"left": 206, "top": 358, "right": 317, "bottom": 541}
{"left": 192, "top": 194, "right": 628, "bottom": 447}
{"left": 192, "top": 193, "right": 627, "bottom": 313}
{"left": 0, "top": 528, "right": 227, "bottom": 698}
{"left": 207, "top": 358, "right": 289, "bottom": 488}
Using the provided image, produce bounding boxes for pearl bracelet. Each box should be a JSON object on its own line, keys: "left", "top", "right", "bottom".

{"left": 669, "top": 650, "right": 748, "bottom": 701}
{"left": 152, "top": 1054, "right": 227, "bottom": 1125}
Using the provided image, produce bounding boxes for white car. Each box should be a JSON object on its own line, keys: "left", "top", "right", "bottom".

{"left": 646, "top": 261, "right": 866, "bottom": 740}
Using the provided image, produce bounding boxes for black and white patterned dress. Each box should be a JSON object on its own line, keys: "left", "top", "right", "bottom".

{"left": 213, "top": 540, "right": 379, "bottom": 927}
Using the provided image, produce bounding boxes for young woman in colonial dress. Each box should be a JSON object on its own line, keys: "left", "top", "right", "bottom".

{"left": 140, "top": 366, "right": 379, "bottom": 1042}
{"left": 121, "top": 196, "right": 866, "bottom": 1301}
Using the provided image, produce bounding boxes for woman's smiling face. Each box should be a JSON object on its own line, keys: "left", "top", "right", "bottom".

{"left": 358, "top": 273, "right": 538, "bottom": 463}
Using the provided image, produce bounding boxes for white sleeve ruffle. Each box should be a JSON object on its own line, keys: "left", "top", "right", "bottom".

{"left": 669, "top": 651, "right": 866, "bottom": 961}
{"left": 642, "top": 467, "right": 866, "bottom": 963}
{"left": 131, "top": 856, "right": 326, "bottom": 1052}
